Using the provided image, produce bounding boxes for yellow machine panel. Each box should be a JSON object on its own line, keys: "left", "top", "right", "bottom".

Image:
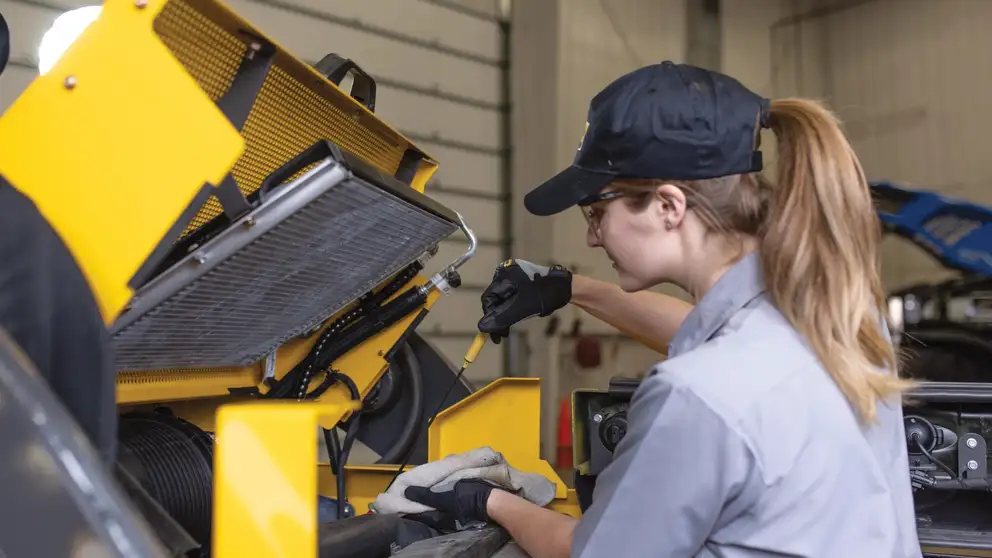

{"left": 0, "top": 0, "right": 244, "bottom": 323}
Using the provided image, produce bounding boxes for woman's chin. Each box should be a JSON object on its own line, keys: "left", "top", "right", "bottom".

{"left": 615, "top": 269, "right": 648, "bottom": 293}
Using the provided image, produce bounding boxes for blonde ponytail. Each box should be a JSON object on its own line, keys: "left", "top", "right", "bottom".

{"left": 763, "top": 98, "right": 915, "bottom": 423}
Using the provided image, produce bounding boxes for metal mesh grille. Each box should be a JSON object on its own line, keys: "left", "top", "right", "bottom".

{"left": 152, "top": 0, "right": 406, "bottom": 236}
{"left": 153, "top": 0, "right": 244, "bottom": 102}
{"left": 113, "top": 173, "right": 457, "bottom": 371}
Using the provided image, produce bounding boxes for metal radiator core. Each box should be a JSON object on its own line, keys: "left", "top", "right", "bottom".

{"left": 111, "top": 157, "right": 459, "bottom": 371}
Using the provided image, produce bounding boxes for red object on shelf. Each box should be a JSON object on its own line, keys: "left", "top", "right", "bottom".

{"left": 556, "top": 397, "right": 573, "bottom": 469}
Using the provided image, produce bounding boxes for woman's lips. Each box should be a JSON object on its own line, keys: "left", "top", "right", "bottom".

{"left": 604, "top": 248, "right": 619, "bottom": 270}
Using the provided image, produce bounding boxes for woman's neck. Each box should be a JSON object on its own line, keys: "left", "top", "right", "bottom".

{"left": 687, "top": 237, "right": 760, "bottom": 301}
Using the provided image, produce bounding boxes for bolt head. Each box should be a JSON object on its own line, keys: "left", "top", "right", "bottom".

{"left": 63, "top": 76, "right": 77, "bottom": 89}
{"left": 967, "top": 437, "right": 979, "bottom": 449}
{"left": 592, "top": 413, "right": 603, "bottom": 423}
{"left": 135, "top": 0, "right": 148, "bottom": 7}
{"left": 967, "top": 460, "right": 979, "bottom": 471}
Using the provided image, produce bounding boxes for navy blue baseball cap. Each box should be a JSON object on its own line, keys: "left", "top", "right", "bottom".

{"left": 524, "top": 61, "right": 771, "bottom": 216}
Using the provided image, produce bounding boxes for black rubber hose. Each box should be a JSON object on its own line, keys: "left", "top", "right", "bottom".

{"left": 324, "top": 427, "right": 341, "bottom": 473}
{"left": 313, "top": 287, "right": 428, "bottom": 373}
{"left": 337, "top": 425, "right": 360, "bottom": 520}
{"left": 334, "top": 374, "right": 362, "bottom": 520}
{"left": 913, "top": 434, "right": 957, "bottom": 479}
{"left": 300, "top": 287, "right": 429, "bottom": 401}
{"left": 375, "top": 343, "right": 424, "bottom": 464}
{"left": 265, "top": 261, "right": 424, "bottom": 400}
{"left": 322, "top": 425, "right": 345, "bottom": 520}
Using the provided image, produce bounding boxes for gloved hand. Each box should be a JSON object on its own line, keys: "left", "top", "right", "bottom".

{"left": 404, "top": 478, "right": 498, "bottom": 531}
{"left": 478, "top": 259, "right": 572, "bottom": 343}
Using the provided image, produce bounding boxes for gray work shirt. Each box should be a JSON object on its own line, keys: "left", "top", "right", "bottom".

{"left": 572, "top": 252, "right": 921, "bottom": 558}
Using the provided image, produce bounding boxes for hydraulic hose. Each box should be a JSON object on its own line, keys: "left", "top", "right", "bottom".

{"left": 320, "top": 373, "right": 361, "bottom": 521}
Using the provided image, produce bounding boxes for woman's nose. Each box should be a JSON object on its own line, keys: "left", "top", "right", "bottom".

{"left": 586, "top": 225, "right": 601, "bottom": 247}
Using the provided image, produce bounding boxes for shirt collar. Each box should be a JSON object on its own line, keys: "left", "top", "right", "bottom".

{"left": 668, "top": 251, "right": 767, "bottom": 357}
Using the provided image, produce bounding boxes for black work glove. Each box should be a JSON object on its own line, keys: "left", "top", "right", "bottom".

{"left": 478, "top": 259, "right": 572, "bottom": 343}
{"left": 403, "top": 479, "right": 498, "bottom": 532}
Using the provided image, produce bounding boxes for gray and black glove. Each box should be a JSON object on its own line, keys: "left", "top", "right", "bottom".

{"left": 403, "top": 479, "right": 498, "bottom": 532}
{"left": 477, "top": 259, "right": 572, "bottom": 343}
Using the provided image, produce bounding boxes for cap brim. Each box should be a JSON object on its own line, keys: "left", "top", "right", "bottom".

{"left": 523, "top": 166, "right": 615, "bottom": 216}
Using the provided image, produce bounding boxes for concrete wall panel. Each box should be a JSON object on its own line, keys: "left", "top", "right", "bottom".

{"left": 423, "top": 142, "right": 502, "bottom": 194}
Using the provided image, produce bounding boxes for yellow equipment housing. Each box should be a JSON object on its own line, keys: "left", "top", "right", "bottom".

{"left": 0, "top": 2, "right": 987, "bottom": 558}
{"left": 0, "top": 0, "right": 579, "bottom": 556}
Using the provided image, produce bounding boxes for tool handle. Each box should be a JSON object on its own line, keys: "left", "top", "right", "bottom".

{"left": 463, "top": 332, "right": 488, "bottom": 365}
{"left": 314, "top": 53, "right": 377, "bottom": 113}
{"left": 255, "top": 140, "right": 343, "bottom": 203}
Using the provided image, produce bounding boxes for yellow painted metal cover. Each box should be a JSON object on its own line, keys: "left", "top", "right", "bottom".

{"left": 0, "top": 0, "right": 244, "bottom": 323}
{"left": 0, "top": 0, "right": 440, "bottom": 327}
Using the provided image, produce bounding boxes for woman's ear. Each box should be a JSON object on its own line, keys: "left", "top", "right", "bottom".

{"left": 655, "top": 184, "right": 687, "bottom": 229}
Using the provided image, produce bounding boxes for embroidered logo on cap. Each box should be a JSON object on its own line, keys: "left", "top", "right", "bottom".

{"left": 577, "top": 121, "right": 589, "bottom": 152}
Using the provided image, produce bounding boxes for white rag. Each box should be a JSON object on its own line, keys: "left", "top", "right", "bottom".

{"left": 370, "top": 446, "right": 557, "bottom": 515}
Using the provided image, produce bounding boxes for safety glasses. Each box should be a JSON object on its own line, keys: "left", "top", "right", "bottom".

{"left": 578, "top": 190, "right": 626, "bottom": 239}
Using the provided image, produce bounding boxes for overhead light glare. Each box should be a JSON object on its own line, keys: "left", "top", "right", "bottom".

{"left": 38, "top": 6, "right": 102, "bottom": 76}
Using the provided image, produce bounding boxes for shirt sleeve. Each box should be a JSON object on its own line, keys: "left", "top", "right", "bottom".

{"left": 571, "top": 370, "right": 762, "bottom": 558}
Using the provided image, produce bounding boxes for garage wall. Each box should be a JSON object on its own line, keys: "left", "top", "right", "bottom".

{"left": 721, "top": 0, "right": 794, "bottom": 178}
{"left": 551, "top": 0, "right": 687, "bottom": 306}
{"left": 0, "top": 0, "right": 511, "bottom": 385}
{"left": 509, "top": 0, "right": 688, "bottom": 461}
{"left": 548, "top": 0, "right": 688, "bottom": 414}
{"left": 766, "top": 0, "right": 992, "bottom": 291}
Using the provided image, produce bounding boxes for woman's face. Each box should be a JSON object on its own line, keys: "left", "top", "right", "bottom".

{"left": 584, "top": 185, "right": 686, "bottom": 292}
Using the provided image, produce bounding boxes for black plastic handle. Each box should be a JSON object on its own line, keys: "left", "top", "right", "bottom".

{"left": 255, "top": 140, "right": 342, "bottom": 203}
{"left": 314, "top": 53, "right": 377, "bottom": 113}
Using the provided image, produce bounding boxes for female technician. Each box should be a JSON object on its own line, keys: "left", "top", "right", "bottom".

{"left": 404, "top": 62, "right": 922, "bottom": 557}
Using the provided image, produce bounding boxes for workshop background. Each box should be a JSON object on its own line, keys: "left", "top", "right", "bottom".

{"left": 1, "top": 0, "right": 988, "bottom": 461}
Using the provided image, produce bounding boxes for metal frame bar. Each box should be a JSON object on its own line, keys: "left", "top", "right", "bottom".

{"left": 211, "top": 35, "right": 276, "bottom": 219}
{"left": 441, "top": 237, "right": 506, "bottom": 248}
{"left": 498, "top": 19, "right": 513, "bottom": 378}
{"left": 216, "top": 36, "right": 275, "bottom": 131}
